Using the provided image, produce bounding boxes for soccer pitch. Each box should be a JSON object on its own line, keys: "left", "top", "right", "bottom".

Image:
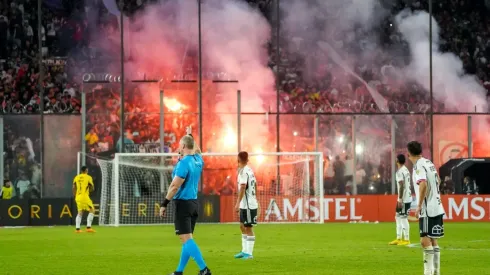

{"left": 2, "top": 223, "right": 489, "bottom": 275}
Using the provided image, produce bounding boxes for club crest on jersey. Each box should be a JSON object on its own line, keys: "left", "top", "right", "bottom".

{"left": 416, "top": 170, "right": 420, "bottom": 174}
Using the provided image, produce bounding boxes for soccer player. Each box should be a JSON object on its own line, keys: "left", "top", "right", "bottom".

{"left": 234, "top": 151, "right": 258, "bottom": 260}
{"left": 73, "top": 166, "right": 96, "bottom": 233}
{"left": 407, "top": 141, "right": 445, "bottom": 275}
{"left": 389, "top": 154, "right": 412, "bottom": 246}
{"left": 160, "top": 127, "right": 212, "bottom": 275}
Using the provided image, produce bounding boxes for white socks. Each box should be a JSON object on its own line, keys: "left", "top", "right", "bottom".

{"left": 87, "top": 213, "right": 95, "bottom": 228}
{"left": 423, "top": 246, "right": 434, "bottom": 275}
{"left": 76, "top": 213, "right": 95, "bottom": 230}
{"left": 246, "top": 236, "right": 255, "bottom": 255}
{"left": 76, "top": 214, "right": 82, "bottom": 229}
{"left": 395, "top": 216, "right": 402, "bottom": 239}
{"left": 433, "top": 246, "right": 440, "bottom": 274}
{"left": 241, "top": 234, "right": 247, "bottom": 253}
{"left": 401, "top": 218, "right": 410, "bottom": 241}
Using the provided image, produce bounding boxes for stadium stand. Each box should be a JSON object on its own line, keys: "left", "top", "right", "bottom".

{"left": 1, "top": 0, "right": 489, "bottom": 196}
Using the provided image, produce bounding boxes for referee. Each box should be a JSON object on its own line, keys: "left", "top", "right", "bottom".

{"left": 160, "top": 126, "right": 212, "bottom": 275}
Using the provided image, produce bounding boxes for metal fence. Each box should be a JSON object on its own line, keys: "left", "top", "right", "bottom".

{"left": 0, "top": 113, "right": 488, "bottom": 198}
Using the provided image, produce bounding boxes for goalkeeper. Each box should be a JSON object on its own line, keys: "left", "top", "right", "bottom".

{"left": 160, "top": 126, "right": 212, "bottom": 275}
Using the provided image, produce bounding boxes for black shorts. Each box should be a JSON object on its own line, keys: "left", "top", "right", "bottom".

{"left": 240, "top": 208, "right": 258, "bottom": 227}
{"left": 173, "top": 199, "right": 198, "bottom": 235}
{"left": 419, "top": 214, "right": 444, "bottom": 238}
{"left": 396, "top": 202, "right": 412, "bottom": 217}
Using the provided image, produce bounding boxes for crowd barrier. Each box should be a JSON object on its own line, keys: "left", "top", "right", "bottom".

{"left": 1, "top": 195, "right": 488, "bottom": 226}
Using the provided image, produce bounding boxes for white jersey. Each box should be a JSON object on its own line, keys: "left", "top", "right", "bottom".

{"left": 412, "top": 157, "right": 445, "bottom": 218}
{"left": 396, "top": 165, "right": 412, "bottom": 203}
{"left": 237, "top": 165, "right": 258, "bottom": 210}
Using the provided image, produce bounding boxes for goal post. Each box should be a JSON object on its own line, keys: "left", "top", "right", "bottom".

{"left": 79, "top": 152, "right": 324, "bottom": 226}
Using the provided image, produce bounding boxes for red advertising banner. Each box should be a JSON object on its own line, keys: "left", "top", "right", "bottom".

{"left": 220, "top": 195, "right": 490, "bottom": 223}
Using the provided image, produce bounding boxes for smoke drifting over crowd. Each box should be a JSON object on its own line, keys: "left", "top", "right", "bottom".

{"left": 396, "top": 10, "right": 488, "bottom": 112}
{"left": 91, "top": 0, "right": 275, "bottom": 151}
{"left": 280, "top": 0, "right": 487, "bottom": 112}
{"left": 93, "top": 0, "right": 489, "bottom": 113}
{"left": 86, "top": 0, "right": 487, "bottom": 155}
{"left": 125, "top": 0, "right": 275, "bottom": 97}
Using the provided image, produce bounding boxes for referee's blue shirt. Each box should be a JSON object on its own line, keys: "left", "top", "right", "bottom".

{"left": 172, "top": 154, "right": 203, "bottom": 200}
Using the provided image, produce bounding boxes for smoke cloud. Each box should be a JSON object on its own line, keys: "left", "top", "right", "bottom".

{"left": 279, "top": 0, "right": 488, "bottom": 166}
{"left": 280, "top": 0, "right": 487, "bottom": 112}
{"left": 86, "top": 0, "right": 488, "bottom": 155}
{"left": 395, "top": 10, "right": 488, "bottom": 112}
{"left": 91, "top": 0, "right": 274, "bottom": 152}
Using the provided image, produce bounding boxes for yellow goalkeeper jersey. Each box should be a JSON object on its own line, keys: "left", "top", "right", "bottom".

{"left": 73, "top": 174, "right": 94, "bottom": 198}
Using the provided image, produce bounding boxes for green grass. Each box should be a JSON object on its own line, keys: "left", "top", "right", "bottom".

{"left": 2, "top": 223, "right": 490, "bottom": 274}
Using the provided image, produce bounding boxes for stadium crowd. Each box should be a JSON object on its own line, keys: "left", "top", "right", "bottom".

{"left": 1, "top": 0, "right": 489, "bottom": 198}
{"left": 0, "top": 0, "right": 83, "bottom": 114}
{"left": 271, "top": 0, "right": 490, "bottom": 114}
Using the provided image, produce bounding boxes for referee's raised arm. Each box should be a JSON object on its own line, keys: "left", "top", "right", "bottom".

{"left": 185, "top": 126, "right": 201, "bottom": 155}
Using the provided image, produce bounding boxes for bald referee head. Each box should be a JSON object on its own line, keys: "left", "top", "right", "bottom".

{"left": 160, "top": 131, "right": 212, "bottom": 275}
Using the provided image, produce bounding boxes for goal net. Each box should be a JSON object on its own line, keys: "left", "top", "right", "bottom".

{"left": 78, "top": 152, "right": 324, "bottom": 226}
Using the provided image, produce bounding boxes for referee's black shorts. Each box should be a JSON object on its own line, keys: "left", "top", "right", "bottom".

{"left": 173, "top": 199, "right": 198, "bottom": 235}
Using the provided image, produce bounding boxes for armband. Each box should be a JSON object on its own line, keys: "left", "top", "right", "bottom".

{"left": 162, "top": 198, "right": 171, "bottom": 207}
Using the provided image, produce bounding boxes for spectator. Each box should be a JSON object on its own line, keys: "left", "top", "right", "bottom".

{"left": 333, "top": 156, "right": 345, "bottom": 194}
{"left": 116, "top": 130, "right": 135, "bottom": 152}
{"left": 16, "top": 171, "right": 31, "bottom": 199}
{"left": 463, "top": 176, "right": 479, "bottom": 195}
{"left": 219, "top": 177, "right": 235, "bottom": 195}
{"left": 85, "top": 128, "right": 99, "bottom": 146}
{"left": 355, "top": 164, "right": 367, "bottom": 193}
{"left": 344, "top": 155, "right": 353, "bottom": 186}
{"left": 1, "top": 179, "right": 13, "bottom": 199}
{"left": 441, "top": 176, "right": 454, "bottom": 195}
